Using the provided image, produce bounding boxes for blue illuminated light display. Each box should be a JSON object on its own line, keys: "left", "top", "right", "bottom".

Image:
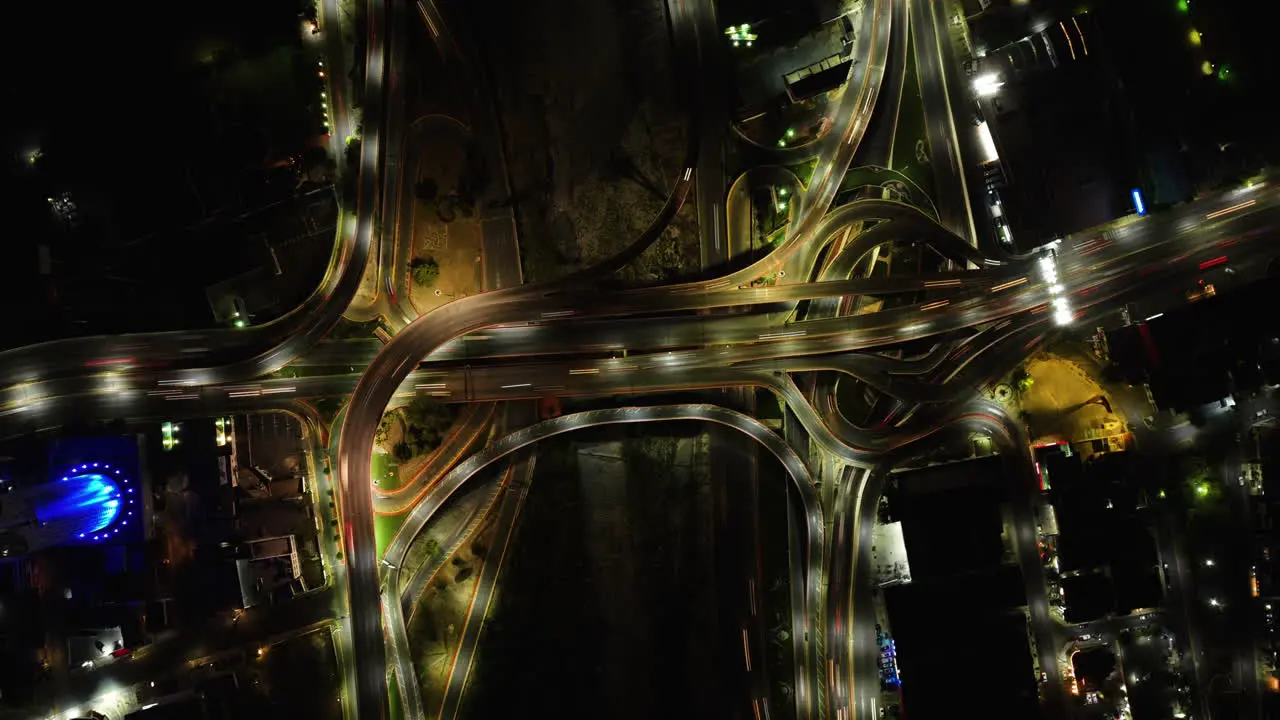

{"left": 36, "top": 462, "right": 136, "bottom": 543}
{"left": 1131, "top": 188, "right": 1146, "bottom": 216}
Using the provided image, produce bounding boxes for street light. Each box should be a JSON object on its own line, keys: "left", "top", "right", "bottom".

{"left": 726, "top": 23, "right": 757, "bottom": 48}
{"left": 162, "top": 422, "right": 181, "bottom": 451}
{"left": 1204, "top": 558, "right": 1215, "bottom": 567}
{"left": 974, "top": 73, "right": 1003, "bottom": 97}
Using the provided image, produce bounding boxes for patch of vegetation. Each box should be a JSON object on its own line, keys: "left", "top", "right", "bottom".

{"left": 894, "top": 37, "right": 936, "bottom": 198}
{"left": 401, "top": 395, "right": 456, "bottom": 455}
{"left": 375, "top": 511, "right": 408, "bottom": 559}
{"left": 314, "top": 397, "right": 345, "bottom": 427}
{"left": 387, "top": 669, "right": 404, "bottom": 720}
{"left": 276, "top": 364, "right": 366, "bottom": 379}
{"left": 371, "top": 451, "right": 408, "bottom": 557}
{"left": 410, "top": 257, "right": 441, "bottom": 287}
{"left": 790, "top": 159, "right": 819, "bottom": 187}
{"left": 1011, "top": 366, "right": 1034, "bottom": 393}
{"left": 328, "top": 317, "right": 382, "bottom": 339}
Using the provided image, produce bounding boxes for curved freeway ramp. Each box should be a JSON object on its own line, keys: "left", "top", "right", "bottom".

{"left": 380, "top": 404, "right": 823, "bottom": 720}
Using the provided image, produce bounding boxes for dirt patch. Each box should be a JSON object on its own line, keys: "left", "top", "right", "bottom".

{"left": 407, "top": 515, "right": 500, "bottom": 711}
{"left": 472, "top": 0, "right": 693, "bottom": 283}
{"left": 408, "top": 126, "right": 483, "bottom": 313}
{"left": 1020, "top": 354, "right": 1118, "bottom": 442}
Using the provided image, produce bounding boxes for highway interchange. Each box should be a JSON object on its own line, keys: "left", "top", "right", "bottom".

{"left": 19, "top": 0, "right": 1280, "bottom": 718}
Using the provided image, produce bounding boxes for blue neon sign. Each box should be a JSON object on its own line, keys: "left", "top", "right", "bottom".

{"left": 1131, "top": 188, "right": 1146, "bottom": 216}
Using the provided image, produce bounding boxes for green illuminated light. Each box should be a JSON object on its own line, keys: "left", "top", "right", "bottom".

{"left": 725, "top": 23, "right": 757, "bottom": 47}
{"left": 162, "top": 421, "right": 182, "bottom": 451}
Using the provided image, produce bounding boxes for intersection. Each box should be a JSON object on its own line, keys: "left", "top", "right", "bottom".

{"left": 13, "top": 0, "right": 1280, "bottom": 719}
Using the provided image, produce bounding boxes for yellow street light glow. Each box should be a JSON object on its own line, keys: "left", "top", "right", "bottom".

{"left": 1189, "top": 29, "right": 1201, "bottom": 46}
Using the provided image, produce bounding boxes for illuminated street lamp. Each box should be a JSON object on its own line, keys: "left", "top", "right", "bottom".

{"left": 162, "top": 422, "right": 181, "bottom": 451}
{"left": 1177, "top": 0, "right": 1189, "bottom": 13}
{"left": 216, "top": 417, "right": 234, "bottom": 447}
{"left": 973, "top": 73, "right": 1003, "bottom": 98}
{"left": 726, "top": 24, "right": 757, "bottom": 48}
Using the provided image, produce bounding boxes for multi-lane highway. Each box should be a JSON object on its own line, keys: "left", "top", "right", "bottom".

{"left": 912, "top": 0, "right": 983, "bottom": 248}
{"left": 11, "top": 156, "right": 1279, "bottom": 720}
{"left": 16, "top": 0, "right": 1280, "bottom": 717}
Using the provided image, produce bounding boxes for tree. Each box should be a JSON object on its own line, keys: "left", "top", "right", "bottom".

{"left": 435, "top": 196, "right": 458, "bottom": 223}
{"left": 1011, "top": 366, "right": 1034, "bottom": 392}
{"left": 402, "top": 396, "right": 454, "bottom": 454}
{"left": 411, "top": 257, "right": 440, "bottom": 288}
{"left": 374, "top": 412, "right": 395, "bottom": 444}
{"left": 393, "top": 441, "right": 412, "bottom": 462}
{"left": 414, "top": 178, "right": 439, "bottom": 203}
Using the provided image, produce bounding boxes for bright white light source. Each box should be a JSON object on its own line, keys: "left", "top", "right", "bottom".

{"left": 1054, "top": 307, "right": 1074, "bottom": 325}
{"left": 974, "top": 74, "right": 1003, "bottom": 97}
